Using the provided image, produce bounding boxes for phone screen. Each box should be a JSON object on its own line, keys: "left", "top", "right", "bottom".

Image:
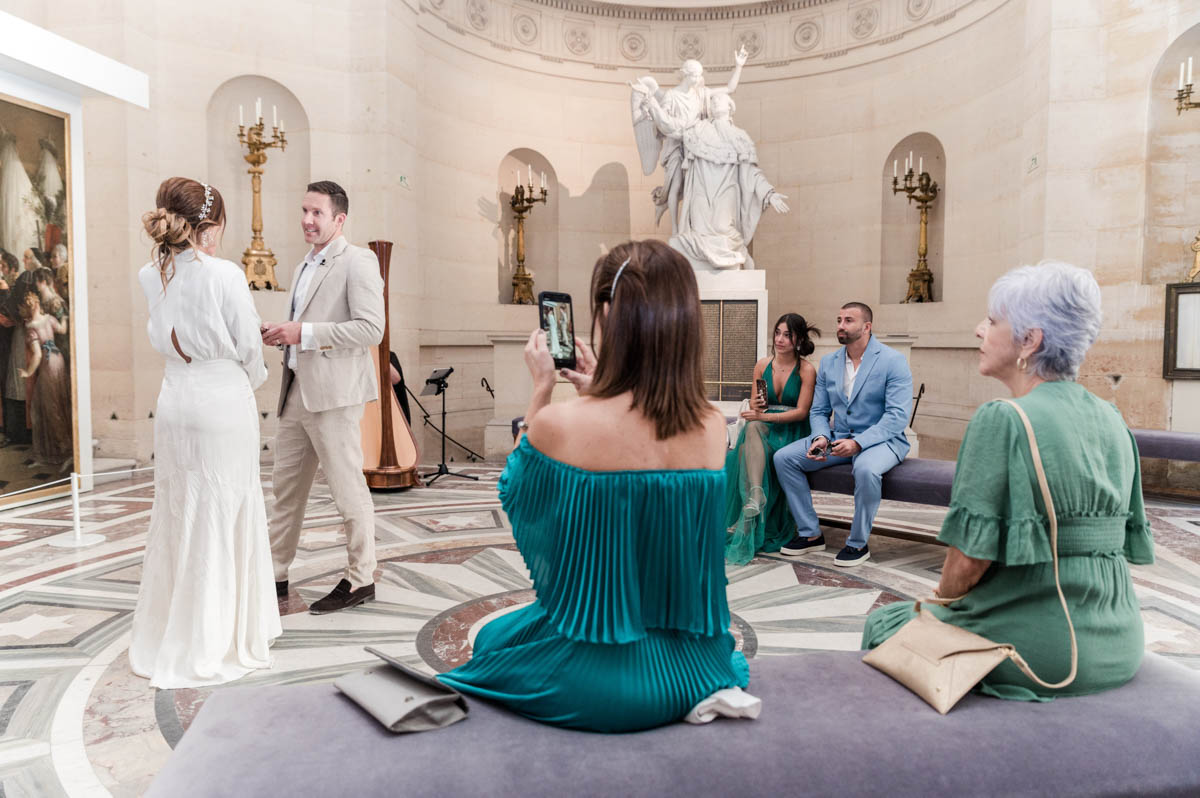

{"left": 538, "top": 292, "right": 577, "bottom": 370}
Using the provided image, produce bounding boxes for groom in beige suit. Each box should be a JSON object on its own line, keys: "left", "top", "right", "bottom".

{"left": 261, "top": 181, "right": 385, "bottom": 614}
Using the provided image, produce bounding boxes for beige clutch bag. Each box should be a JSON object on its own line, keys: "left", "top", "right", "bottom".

{"left": 334, "top": 646, "right": 469, "bottom": 733}
{"left": 863, "top": 399, "right": 1078, "bottom": 714}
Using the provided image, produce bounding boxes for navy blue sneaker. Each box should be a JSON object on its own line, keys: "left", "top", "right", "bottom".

{"left": 779, "top": 534, "right": 826, "bottom": 556}
{"left": 834, "top": 544, "right": 870, "bottom": 567}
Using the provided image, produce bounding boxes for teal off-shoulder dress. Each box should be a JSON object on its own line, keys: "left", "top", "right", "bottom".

{"left": 862, "top": 381, "right": 1154, "bottom": 700}
{"left": 724, "top": 360, "right": 811, "bottom": 565}
{"left": 438, "top": 437, "right": 750, "bottom": 732}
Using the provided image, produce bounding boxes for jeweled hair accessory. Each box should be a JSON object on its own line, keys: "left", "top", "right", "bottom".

{"left": 196, "top": 183, "right": 214, "bottom": 222}
{"left": 611, "top": 257, "right": 631, "bottom": 295}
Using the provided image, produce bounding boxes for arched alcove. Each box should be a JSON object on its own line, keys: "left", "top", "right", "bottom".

{"left": 1143, "top": 27, "right": 1200, "bottom": 285}
{"left": 880, "top": 133, "right": 945, "bottom": 304}
{"left": 498, "top": 149, "right": 558, "bottom": 304}
{"left": 206, "top": 76, "right": 311, "bottom": 288}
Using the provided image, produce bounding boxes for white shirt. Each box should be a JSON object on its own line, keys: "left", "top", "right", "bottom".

{"left": 287, "top": 239, "right": 337, "bottom": 370}
{"left": 844, "top": 353, "right": 861, "bottom": 402}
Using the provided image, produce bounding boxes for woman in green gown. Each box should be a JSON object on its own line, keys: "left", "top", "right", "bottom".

{"left": 862, "top": 262, "right": 1154, "bottom": 700}
{"left": 439, "top": 240, "right": 750, "bottom": 732}
{"left": 724, "top": 314, "right": 818, "bottom": 565}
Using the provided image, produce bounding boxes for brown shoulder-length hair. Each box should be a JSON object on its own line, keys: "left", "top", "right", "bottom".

{"left": 586, "top": 240, "right": 709, "bottom": 440}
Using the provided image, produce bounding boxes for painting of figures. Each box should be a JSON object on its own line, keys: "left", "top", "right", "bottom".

{"left": 0, "top": 92, "right": 75, "bottom": 502}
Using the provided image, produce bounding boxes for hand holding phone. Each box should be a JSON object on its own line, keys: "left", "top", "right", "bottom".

{"left": 806, "top": 436, "right": 830, "bottom": 460}
{"left": 754, "top": 378, "right": 768, "bottom": 409}
{"left": 538, "top": 291, "right": 577, "bottom": 371}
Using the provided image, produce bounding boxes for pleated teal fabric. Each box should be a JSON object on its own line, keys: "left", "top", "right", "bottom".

{"left": 438, "top": 437, "right": 749, "bottom": 732}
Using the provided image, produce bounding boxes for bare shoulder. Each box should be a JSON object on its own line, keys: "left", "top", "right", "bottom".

{"left": 700, "top": 406, "right": 730, "bottom": 469}
{"left": 753, "top": 356, "right": 770, "bottom": 378}
{"left": 800, "top": 358, "right": 817, "bottom": 377}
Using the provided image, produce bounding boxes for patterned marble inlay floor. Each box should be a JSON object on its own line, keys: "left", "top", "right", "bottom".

{"left": 0, "top": 468, "right": 1198, "bottom": 797}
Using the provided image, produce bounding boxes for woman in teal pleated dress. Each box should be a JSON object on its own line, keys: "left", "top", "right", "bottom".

{"left": 725, "top": 314, "right": 818, "bottom": 564}
{"left": 439, "top": 240, "right": 749, "bottom": 732}
{"left": 862, "top": 261, "right": 1154, "bottom": 700}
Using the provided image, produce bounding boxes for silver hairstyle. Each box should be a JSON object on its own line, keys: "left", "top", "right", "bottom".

{"left": 52, "top": 243, "right": 68, "bottom": 262}
{"left": 986, "top": 260, "right": 1102, "bottom": 381}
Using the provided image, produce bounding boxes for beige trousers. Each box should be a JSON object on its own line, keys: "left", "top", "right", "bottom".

{"left": 269, "top": 376, "right": 376, "bottom": 588}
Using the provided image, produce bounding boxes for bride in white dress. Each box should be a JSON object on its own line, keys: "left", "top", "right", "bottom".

{"left": 130, "top": 177, "right": 280, "bottom": 688}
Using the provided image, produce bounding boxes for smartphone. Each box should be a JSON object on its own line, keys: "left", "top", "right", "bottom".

{"left": 754, "top": 378, "right": 768, "bottom": 405}
{"left": 538, "top": 291, "right": 577, "bottom": 370}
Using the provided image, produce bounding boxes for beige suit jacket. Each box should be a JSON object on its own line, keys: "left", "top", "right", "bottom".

{"left": 276, "top": 236, "right": 385, "bottom": 416}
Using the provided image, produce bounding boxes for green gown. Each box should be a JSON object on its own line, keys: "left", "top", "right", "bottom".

{"left": 439, "top": 438, "right": 749, "bottom": 732}
{"left": 724, "top": 360, "right": 811, "bottom": 565}
{"left": 862, "top": 381, "right": 1154, "bottom": 700}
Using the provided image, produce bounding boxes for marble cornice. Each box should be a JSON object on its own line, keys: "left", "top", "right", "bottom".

{"left": 418, "top": 0, "right": 1007, "bottom": 80}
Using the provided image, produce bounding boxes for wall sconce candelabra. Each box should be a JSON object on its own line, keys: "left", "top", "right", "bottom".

{"left": 508, "top": 166, "right": 548, "bottom": 305}
{"left": 237, "top": 97, "right": 287, "bottom": 290}
{"left": 891, "top": 151, "right": 940, "bottom": 303}
{"left": 1177, "top": 56, "right": 1200, "bottom": 115}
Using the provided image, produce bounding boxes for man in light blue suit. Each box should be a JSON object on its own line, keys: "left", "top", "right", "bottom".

{"left": 773, "top": 302, "right": 912, "bottom": 566}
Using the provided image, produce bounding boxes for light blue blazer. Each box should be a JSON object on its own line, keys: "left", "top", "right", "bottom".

{"left": 809, "top": 335, "right": 913, "bottom": 461}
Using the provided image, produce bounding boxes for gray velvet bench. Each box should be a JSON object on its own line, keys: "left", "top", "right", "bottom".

{"left": 148, "top": 651, "right": 1200, "bottom": 797}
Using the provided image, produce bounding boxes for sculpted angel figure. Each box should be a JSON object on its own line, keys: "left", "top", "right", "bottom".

{"left": 630, "top": 48, "right": 789, "bottom": 270}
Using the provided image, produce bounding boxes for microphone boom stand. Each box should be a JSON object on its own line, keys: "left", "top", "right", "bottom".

{"left": 421, "top": 372, "right": 479, "bottom": 485}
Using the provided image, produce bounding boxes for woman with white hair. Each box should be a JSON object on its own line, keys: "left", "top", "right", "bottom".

{"left": 862, "top": 261, "right": 1153, "bottom": 700}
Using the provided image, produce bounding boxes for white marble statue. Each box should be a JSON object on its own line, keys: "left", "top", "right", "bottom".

{"left": 631, "top": 49, "right": 789, "bottom": 271}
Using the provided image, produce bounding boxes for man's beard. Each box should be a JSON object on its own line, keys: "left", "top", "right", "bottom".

{"left": 836, "top": 330, "right": 860, "bottom": 344}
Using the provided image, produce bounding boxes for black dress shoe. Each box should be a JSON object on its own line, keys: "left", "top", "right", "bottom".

{"left": 309, "top": 579, "right": 375, "bottom": 615}
{"left": 276, "top": 580, "right": 288, "bottom": 599}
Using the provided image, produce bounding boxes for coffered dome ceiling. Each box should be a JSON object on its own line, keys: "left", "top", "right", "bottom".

{"left": 419, "top": 0, "right": 1006, "bottom": 80}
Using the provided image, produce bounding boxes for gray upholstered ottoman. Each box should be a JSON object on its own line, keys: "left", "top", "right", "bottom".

{"left": 148, "top": 651, "right": 1200, "bottom": 797}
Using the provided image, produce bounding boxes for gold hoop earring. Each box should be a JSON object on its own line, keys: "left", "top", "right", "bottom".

{"left": 1016, "top": 356, "right": 1028, "bottom": 373}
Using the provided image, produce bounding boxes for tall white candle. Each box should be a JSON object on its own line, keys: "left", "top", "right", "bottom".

{"left": 528, "top": 164, "right": 533, "bottom": 186}
{"left": 541, "top": 171, "right": 546, "bottom": 190}
{"left": 1189, "top": 57, "right": 1193, "bottom": 86}
{"left": 893, "top": 160, "right": 897, "bottom": 178}
{"left": 1182, "top": 62, "right": 1187, "bottom": 90}
{"left": 919, "top": 156, "right": 923, "bottom": 174}
{"left": 239, "top": 105, "right": 244, "bottom": 126}
{"left": 909, "top": 150, "right": 913, "bottom": 169}
{"left": 256, "top": 97, "right": 262, "bottom": 121}
{"left": 273, "top": 105, "right": 277, "bottom": 128}
{"left": 279, "top": 119, "right": 284, "bottom": 133}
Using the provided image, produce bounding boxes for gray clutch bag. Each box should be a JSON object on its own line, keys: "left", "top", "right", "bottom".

{"left": 334, "top": 646, "right": 469, "bottom": 733}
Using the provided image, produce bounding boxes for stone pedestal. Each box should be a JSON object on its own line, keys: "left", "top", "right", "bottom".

{"left": 693, "top": 269, "right": 769, "bottom": 417}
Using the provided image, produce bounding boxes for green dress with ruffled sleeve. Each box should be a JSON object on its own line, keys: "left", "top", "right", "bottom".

{"left": 861, "top": 381, "right": 1154, "bottom": 700}
{"left": 438, "top": 437, "right": 749, "bottom": 732}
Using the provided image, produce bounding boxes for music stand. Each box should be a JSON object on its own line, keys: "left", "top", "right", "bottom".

{"left": 420, "top": 367, "right": 479, "bottom": 485}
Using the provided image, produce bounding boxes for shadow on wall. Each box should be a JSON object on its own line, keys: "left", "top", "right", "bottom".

{"left": 487, "top": 155, "right": 631, "bottom": 327}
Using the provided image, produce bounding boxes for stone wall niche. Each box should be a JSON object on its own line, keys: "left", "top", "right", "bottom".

{"left": 880, "top": 133, "right": 945, "bottom": 304}
{"left": 498, "top": 149, "right": 558, "bottom": 304}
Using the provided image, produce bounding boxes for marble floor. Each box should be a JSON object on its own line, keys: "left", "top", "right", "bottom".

{"left": 1, "top": 466, "right": 1199, "bottom": 797}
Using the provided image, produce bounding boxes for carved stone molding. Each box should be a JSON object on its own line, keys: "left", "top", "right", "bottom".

{"left": 418, "top": 0, "right": 1006, "bottom": 78}
{"left": 565, "top": 25, "right": 592, "bottom": 55}
{"left": 906, "top": 0, "right": 933, "bottom": 19}
{"left": 850, "top": 4, "right": 880, "bottom": 39}
{"left": 513, "top": 13, "right": 539, "bottom": 44}
{"left": 736, "top": 28, "right": 764, "bottom": 59}
{"left": 620, "top": 31, "right": 649, "bottom": 61}
{"left": 466, "top": 0, "right": 490, "bottom": 31}
{"left": 793, "top": 18, "right": 821, "bottom": 51}
{"left": 676, "top": 31, "right": 705, "bottom": 60}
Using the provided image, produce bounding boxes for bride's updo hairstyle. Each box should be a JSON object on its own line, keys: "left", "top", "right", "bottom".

{"left": 141, "top": 177, "right": 225, "bottom": 285}
{"left": 587, "top": 239, "right": 709, "bottom": 441}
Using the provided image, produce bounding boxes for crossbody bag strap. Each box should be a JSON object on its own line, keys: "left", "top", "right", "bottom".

{"left": 997, "top": 398, "right": 1078, "bottom": 689}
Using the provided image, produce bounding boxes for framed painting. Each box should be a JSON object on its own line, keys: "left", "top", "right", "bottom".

{"left": 0, "top": 90, "right": 77, "bottom": 504}
{"left": 1164, "top": 282, "right": 1200, "bottom": 380}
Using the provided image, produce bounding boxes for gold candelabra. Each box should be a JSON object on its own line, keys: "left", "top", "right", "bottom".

{"left": 236, "top": 104, "right": 287, "bottom": 290}
{"left": 1177, "top": 56, "right": 1200, "bottom": 115}
{"left": 891, "top": 160, "right": 940, "bottom": 303}
{"left": 508, "top": 176, "right": 548, "bottom": 305}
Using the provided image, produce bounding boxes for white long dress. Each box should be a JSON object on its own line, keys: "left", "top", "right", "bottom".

{"left": 130, "top": 250, "right": 281, "bottom": 688}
